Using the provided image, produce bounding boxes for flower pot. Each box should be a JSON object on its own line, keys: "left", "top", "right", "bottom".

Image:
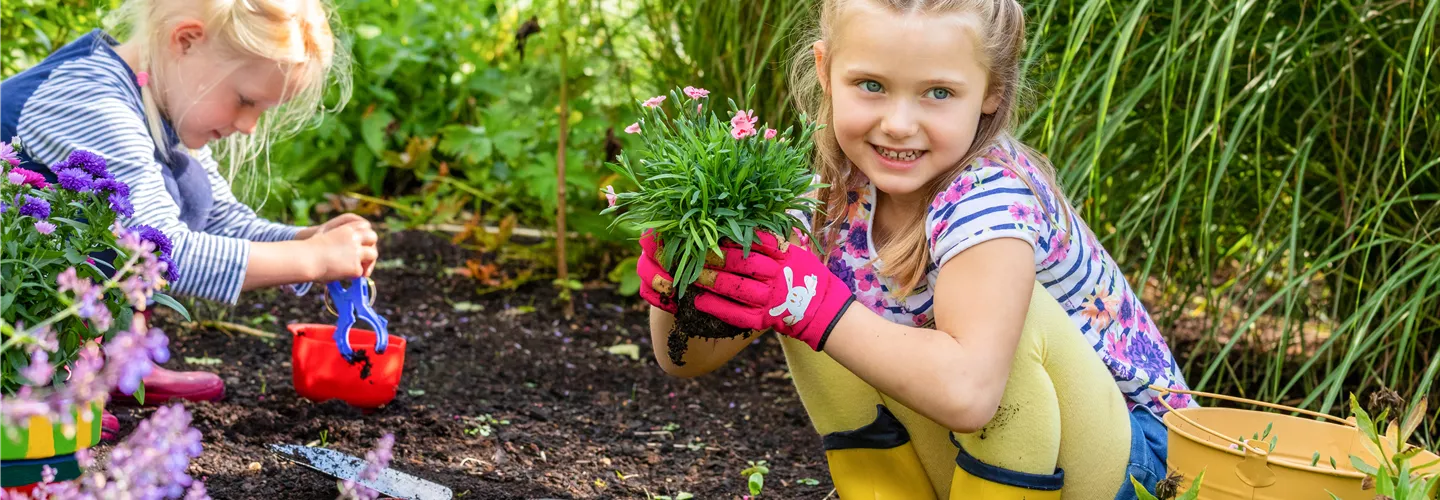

{"left": 0, "top": 453, "right": 81, "bottom": 492}
{"left": 0, "top": 399, "right": 102, "bottom": 460}
{"left": 0, "top": 399, "right": 102, "bottom": 491}
{"left": 1154, "top": 387, "right": 1440, "bottom": 499}
{"left": 288, "top": 323, "right": 406, "bottom": 409}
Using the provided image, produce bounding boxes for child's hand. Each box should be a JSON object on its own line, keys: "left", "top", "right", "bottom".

{"left": 297, "top": 213, "right": 371, "bottom": 240}
{"left": 637, "top": 230, "right": 679, "bottom": 314}
{"left": 305, "top": 221, "right": 379, "bottom": 282}
{"left": 693, "top": 231, "right": 854, "bottom": 351}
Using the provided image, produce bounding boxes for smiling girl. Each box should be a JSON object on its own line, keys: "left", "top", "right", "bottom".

{"left": 637, "top": 0, "right": 1196, "bottom": 498}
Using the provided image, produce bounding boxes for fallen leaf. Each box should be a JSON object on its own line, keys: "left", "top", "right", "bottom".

{"left": 605, "top": 344, "right": 641, "bottom": 361}
{"left": 451, "top": 301, "right": 485, "bottom": 312}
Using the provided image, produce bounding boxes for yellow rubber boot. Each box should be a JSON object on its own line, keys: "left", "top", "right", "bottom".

{"left": 823, "top": 405, "right": 938, "bottom": 500}
{"left": 948, "top": 435, "right": 1063, "bottom": 499}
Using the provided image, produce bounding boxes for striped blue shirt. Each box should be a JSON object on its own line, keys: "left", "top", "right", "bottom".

{"left": 2, "top": 30, "right": 302, "bottom": 304}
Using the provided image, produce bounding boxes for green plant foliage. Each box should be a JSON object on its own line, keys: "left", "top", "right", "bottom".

{"left": 603, "top": 88, "right": 823, "bottom": 298}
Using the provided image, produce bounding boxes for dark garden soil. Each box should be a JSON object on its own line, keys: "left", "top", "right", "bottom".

{"left": 108, "top": 230, "right": 834, "bottom": 499}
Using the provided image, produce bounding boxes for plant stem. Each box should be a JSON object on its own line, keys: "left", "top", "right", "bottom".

{"left": 555, "top": 0, "right": 574, "bottom": 319}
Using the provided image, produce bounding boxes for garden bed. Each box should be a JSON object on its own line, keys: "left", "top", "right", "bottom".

{"left": 107, "top": 230, "right": 833, "bottom": 499}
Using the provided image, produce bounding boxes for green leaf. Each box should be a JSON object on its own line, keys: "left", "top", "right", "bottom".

{"left": 134, "top": 381, "right": 146, "bottom": 406}
{"left": 1130, "top": 475, "right": 1161, "bottom": 500}
{"left": 1351, "top": 455, "right": 1380, "bottom": 476}
{"left": 676, "top": 493, "right": 694, "bottom": 500}
{"left": 361, "top": 110, "right": 395, "bottom": 155}
{"left": 1175, "top": 470, "right": 1205, "bottom": 500}
{"left": 150, "top": 293, "right": 190, "bottom": 322}
{"left": 747, "top": 472, "right": 763, "bottom": 496}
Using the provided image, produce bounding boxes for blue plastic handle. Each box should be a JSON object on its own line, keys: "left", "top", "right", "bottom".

{"left": 327, "top": 278, "right": 390, "bottom": 361}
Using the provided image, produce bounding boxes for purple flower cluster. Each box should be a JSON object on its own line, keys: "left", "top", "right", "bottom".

{"left": 133, "top": 224, "right": 179, "bottom": 282}
{"left": 340, "top": 433, "right": 395, "bottom": 500}
{"left": 49, "top": 150, "right": 133, "bottom": 217}
{"left": 57, "top": 267, "right": 113, "bottom": 332}
{"left": 104, "top": 327, "right": 171, "bottom": 396}
{"left": 15, "top": 405, "right": 210, "bottom": 500}
{"left": 16, "top": 194, "right": 50, "bottom": 219}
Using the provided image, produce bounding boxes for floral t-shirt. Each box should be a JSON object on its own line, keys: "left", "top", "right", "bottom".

{"left": 813, "top": 140, "right": 1195, "bottom": 415}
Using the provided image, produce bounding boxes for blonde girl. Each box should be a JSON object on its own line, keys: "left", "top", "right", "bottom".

{"left": 635, "top": 1, "right": 1196, "bottom": 498}
{"left": 2, "top": 0, "right": 372, "bottom": 419}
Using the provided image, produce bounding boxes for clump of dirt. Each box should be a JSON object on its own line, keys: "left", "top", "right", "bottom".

{"left": 667, "top": 293, "right": 749, "bottom": 365}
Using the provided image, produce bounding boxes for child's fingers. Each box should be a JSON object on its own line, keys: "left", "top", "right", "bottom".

{"left": 358, "top": 227, "right": 379, "bottom": 246}
{"left": 694, "top": 269, "right": 772, "bottom": 307}
{"left": 705, "top": 246, "right": 781, "bottom": 280}
{"left": 692, "top": 292, "right": 766, "bottom": 330}
{"left": 720, "top": 230, "right": 788, "bottom": 259}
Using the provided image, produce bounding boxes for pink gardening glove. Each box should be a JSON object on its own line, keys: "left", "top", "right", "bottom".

{"left": 693, "top": 231, "right": 854, "bottom": 351}
{"left": 637, "top": 230, "right": 679, "bottom": 314}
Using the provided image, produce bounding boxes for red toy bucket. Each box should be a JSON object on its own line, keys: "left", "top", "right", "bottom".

{"left": 288, "top": 323, "right": 406, "bottom": 408}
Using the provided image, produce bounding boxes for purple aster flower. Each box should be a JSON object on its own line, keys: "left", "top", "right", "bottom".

{"left": 109, "top": 191, "right": 134, "bottom": 218}
{"left": 55, "top": 167, "right": 94, "bottom": 192}
{"left": 20, "top": 350, "right": 54, "bottom": 386}
{"left": 34, "top": 220, "right": 57, "bottom": 235}
{"left": 0, "top": 142, "right": 19, "bottom": 166}
{"left": 93, "top": 177, "right": 130, "bottom": 197}
{"left": 0, "top": 201, "right": 8, "bottom": 213}
{"left": 17, "top": 194, "right": 51, "bottom": 219}
{"left": 160, "top": 256, "right": 180, "bottom": 283}
{"left": 53, "top": 150, "right": 111, "bottom": 179}
{"left": 133, "top": 225, "right": 174, "bottom": 258}
{"left": 6, "top": 170, "right": 23, "bottom": 185}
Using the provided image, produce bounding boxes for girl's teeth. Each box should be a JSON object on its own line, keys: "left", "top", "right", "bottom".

{"left": 878, "top": 147, "right": 919, "bottom": 161}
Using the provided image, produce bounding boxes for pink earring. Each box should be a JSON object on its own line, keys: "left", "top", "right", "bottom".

{"left": 136, "top": 72, "right": 149, "bottom": 87}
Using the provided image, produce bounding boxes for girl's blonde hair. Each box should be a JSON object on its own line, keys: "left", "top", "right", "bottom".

{"left": 108, "top": 0, "right": 351, "bottom": 183}
{"left": 790, "top": 0, "right": 1072, "bottom": 297}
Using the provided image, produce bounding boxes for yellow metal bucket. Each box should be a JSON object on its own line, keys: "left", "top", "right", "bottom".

{"left": 1153, "top": 387, "right": 1440, "bottom": 499}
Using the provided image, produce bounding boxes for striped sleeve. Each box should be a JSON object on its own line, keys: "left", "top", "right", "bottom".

{"left": 925, "top": 165, "right": 1048, "bottom": 269}
{"left": 17, "top": 56, "right": 251, "bottom": 304}
{"left": 192, "top": 146, "right": 302, "bottom": 242}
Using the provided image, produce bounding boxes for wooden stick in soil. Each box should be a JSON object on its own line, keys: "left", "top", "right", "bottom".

{"left": 555, "top": 0, "right": 573, "bottom": 319}
{"left": 188, "top": 320, "right": 278, "bottom": 339}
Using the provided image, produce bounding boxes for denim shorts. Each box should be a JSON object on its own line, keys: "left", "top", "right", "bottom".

{"left": 1114, "top": 405, "right": 1170, "bottom": 499}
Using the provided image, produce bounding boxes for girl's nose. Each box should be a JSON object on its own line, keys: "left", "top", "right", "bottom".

{"left": 235, "top": 112, "right": 260, "bottom": 136}
{"left": 881, "top": 101, "right": 920, "bottom": 139}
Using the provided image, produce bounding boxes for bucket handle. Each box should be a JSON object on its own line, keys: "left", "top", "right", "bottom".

{"left": 1150, "top": 385, "right": 1358, "bottom": 488}
{"left": 323, "top": 278, "right": 390, "bottom": 361}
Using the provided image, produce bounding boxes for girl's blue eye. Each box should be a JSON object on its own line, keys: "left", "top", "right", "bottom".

{"left": 859, "top": 80, "right": 883, "bottom": 93}
{"left": 927, "top": 88, "right": 952, "bottom": 100}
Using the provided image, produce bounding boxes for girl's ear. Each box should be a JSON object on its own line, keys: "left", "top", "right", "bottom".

{"left": 813, "top": 41, "right": 830, "bottom": 95}
{"left": 169, "top": 20, "right": 206, "bottom": 56}
{"left": 981, "top": 89, "right": 1002, "bottom": 114}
